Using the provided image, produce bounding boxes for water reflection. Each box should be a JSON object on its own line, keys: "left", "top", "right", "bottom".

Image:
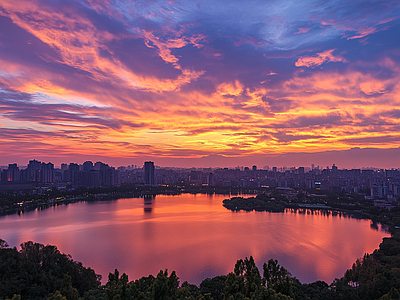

{"left": 143, "top": 195, "right": 155, "bottom": 213}
{"left": 0, "top": 194, "right": 390, "bottom": 286}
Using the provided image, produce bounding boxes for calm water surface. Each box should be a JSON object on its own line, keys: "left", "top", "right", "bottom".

{"left": 0, "top": 193, "right": 390, "bottom": 285}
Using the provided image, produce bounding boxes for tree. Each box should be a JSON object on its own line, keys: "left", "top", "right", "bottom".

{"left": 0, "top": 239, "right": 9, "bottom": 249}
{"left": 224, "top": 272, "right": 245, "bottom": 300}
{"left": 200, "top": 275, "right": 227, "bottom": 300}
{"left": 262, "top": 259, "right": 294, "bottom": 298}
{"left": 6, "top": 295, "right": 21, "bottom": 300}
{"left": 0, "top": 241, "right": 101, "bottom": 299}
{"left": 176, "top": 281, "right": 200, "bottom": 299}
{"left": 233, "top": 256, "right": 261, "bottom": 296}
{"left": 105, "top": 269, "right": 129, "bottom": 300}
{"left": 151, "top": 269, "right": 179, "bottom": 300}
{"left": 60, "top": 275, "right": 79, "bottom": 300}
{"left": 47, "top": 291, "right": 67, "bottom": 300}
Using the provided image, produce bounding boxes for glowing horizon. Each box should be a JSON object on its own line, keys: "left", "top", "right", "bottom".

{"left": 1, "top": 0, "right": 400, "bottom": 168}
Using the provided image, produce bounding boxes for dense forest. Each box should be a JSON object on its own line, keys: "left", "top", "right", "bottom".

{"left": 2, "top": 229, "right": 400, "bottom": 300}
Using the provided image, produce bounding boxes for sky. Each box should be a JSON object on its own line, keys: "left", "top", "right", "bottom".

{"left": 1, "top": 0, "right": 400, "bottom": 169}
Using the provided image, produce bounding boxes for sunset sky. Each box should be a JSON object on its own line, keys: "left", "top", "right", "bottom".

{"left": 1, "top": 0, "right": 400, "bottom": 168}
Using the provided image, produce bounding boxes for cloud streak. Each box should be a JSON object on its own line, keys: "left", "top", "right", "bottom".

{"left": 295, "top": 49, "right": 346, "bottom": 68}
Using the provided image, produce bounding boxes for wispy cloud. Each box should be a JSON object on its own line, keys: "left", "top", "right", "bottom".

{"left": 295, "top": 49, "right": 347, "bottom": 68}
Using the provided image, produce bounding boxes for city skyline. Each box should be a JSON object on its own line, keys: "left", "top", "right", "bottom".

{"left": 1, "top": 1, "right": 400, "bottom": 167}
{"left": 2, "top": 157, "right": 400, "bottom": 201}
{"left": 2, "top": 147, "right": 400, "bottom": 170}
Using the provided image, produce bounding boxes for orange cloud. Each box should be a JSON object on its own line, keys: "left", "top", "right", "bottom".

{"left": 1, "top": 0, "right": 400, "bottom": 165}
{"left": 0, "top": 0, "right": 205, "bottom": 98}
{"left": 217, "top": 81, "right": 244, "bottom": 97}
{"left": 141, "top": 29, "right": 187, "bottom": 67}
{"left": 347, "top": 27, "right": 377, "bottom": 40}
{"left": 294, "top": 27, "right": 310, "bottom": 34}
{"left": 295, "top": 49, "right": 347, "bottom": 68}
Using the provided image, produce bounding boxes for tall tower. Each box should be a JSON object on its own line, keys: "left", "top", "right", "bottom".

{"left": 144, "top": 161, "right": 155, "bottom": 185}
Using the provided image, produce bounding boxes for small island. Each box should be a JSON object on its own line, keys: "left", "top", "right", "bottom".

{"left": 222, "top": 195, "right": 287, "bottom": 212}
{"left": 222, "top": 190, "right": 400, "bottom": 233}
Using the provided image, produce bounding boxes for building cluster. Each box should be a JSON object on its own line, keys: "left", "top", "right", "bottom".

{"left": 1, "top": 160, "right": 400, "bottom": 199}
{"left": 1, "top": 160, "right": 55, "bottom": 183}
{"left": 117, "top": 163, "right": 400, "bottom": 199}
{"left": 0, "top": 159, "right": 118, "bottom": 189}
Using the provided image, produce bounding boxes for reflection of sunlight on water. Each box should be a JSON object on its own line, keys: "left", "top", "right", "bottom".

{"left": 114, "top": 208, "right": 145, "bottom": 216}
{"left": 0, "top": 193, "right": 391, "bottom": 285}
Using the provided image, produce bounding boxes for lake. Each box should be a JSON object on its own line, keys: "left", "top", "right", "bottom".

{"left": 0, "top": 193, "right": 390, "bottom": 285}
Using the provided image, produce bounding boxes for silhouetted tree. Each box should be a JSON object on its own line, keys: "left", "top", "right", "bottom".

{"left": 262, "top": 259, "right": 294, "bottom": 298}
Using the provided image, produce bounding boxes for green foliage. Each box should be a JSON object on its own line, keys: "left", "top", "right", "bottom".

{"left": 0, "top": 238, "right": 8, "bottom": 249}
{"left": 200, "top": 276, "right": 227, "bottom": 300}
{"left": 151, "top": 269, "right": 180, "bottom": 300}
{"left": 379, "top": 287, "right": 400, "bottom": 300}
{"left": 104, "top": 269, "right": 130, "bottom": 300}
{"left": 224, "top": 257, "right": 295, "bottom": 300}
{"left": 47, "top": 291, "right": 67, "bottom": 300}
{"left": 60, "top": 275, "right": 79, "bottom": 300}
{"left": 292, "top": 279, "right": 341, "bottom": 300}
{"left": 5, "top": 295, "right": 21, "bottom": 300}
{"left": 82, "top": 287, "right": 108, "bottom": 300}
{"left": 222, "top": 196, "right": 285, "bottom": 212}
{"left": 176, "top": 281, "right": 200, "bottom": 299}
{"left": 331, "top": 230, "right": 400, "bottom": 300}
{"left": 0, "top": 240, "right": 101, "bottom": 300}
{"left": 262, "top": 259, "right": 293, "bottom": 298}
{"left": 224, "top": 272, "right": 245, "bottom": 299}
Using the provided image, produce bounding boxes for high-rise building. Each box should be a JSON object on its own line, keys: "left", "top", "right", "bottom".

{"left": 41, "top": 162, "right": 54, "bottom": 183}
{"left": 68, "top": 163, "right": 80, "bottom": 186}
{"left": 144, "top": 161, "right": 155, "bottom": 185}
{"left": 61, "top": 164, "right": 68, "bottom": 172}
{"left": 207, "top": 173, "right": 215, "bottom": 186}
{"left": 7, "top": 163, "right": 20, "bottom": 181}
{"left": 83, "top": 161, "right": 94, "bottom": 171}
{"left": 95, "top": 161, "right": 117, "bottom": 187}
{"left": 27, "top": 159, "right": 42, "bottom": 182}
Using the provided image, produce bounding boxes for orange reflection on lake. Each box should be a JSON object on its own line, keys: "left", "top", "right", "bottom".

{"left": 0, "top": 193, "right": 390, "bottom": 285}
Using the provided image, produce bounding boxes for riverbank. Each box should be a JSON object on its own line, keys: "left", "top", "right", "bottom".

{"left": 222, "top": 193, "right": 399, "bottom": 233}
{"left": 0, "top": 185, "right": 265, "bottom": 217}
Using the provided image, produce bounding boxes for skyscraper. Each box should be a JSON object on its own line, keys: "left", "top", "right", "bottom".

{"left": 41, "top": 162, "right": 54, "bottom": 183}
{"left": 144, "top": 161, "right": 155, "bottom": 185}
